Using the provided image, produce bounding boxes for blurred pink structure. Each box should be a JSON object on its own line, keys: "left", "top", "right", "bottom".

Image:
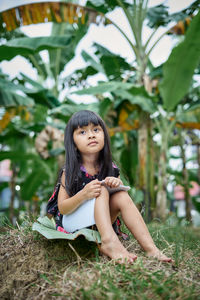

{"left": 174, "top": 182, "right": 200, "bottom": 200}
{"left": 0, "top": 160, "right": 12, "bottom": 178}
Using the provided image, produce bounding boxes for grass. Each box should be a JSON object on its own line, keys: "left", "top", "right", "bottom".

{"left": 0, "top": 219, "right": 200, "bottom": 300}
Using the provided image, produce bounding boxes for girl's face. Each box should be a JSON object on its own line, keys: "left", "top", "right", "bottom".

{"left": 73, "top": 123, "right": 104, "bottom": 156}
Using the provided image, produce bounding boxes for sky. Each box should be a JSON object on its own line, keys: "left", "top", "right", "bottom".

{"left": 0, "top": 0, "right": 196, "bottom": 102}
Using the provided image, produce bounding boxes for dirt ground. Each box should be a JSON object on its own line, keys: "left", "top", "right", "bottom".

{"left": 1, "top": 224, "right": 200, "bottom": 300}
{"left": 0, "top": 226, "right": 97, "bottom": 300}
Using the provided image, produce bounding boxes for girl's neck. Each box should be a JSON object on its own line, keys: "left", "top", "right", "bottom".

{"left": 81, "top": 154, "right": 99, "bottom": 175}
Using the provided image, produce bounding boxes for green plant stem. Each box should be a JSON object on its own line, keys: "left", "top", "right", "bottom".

{"left": 116, "top": 0, "right": 140, "bottom": 46}
{"left": 28, "top": 54, "right": 46, "bottom": 78}
{"left": 143, "top": 27, "right": 157, "bottom": 51}
{"left": 146, "top": 27, "right": 170, "bottom": 56}
{"left": 106, "top": 17, "right": 140, "bottom": 59}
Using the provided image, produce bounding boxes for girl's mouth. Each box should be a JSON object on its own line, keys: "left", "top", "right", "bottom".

{"left": 88, "top": 141, "right": 98, "bottom": 146}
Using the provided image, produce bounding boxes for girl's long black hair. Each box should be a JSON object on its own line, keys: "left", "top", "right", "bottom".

{"left": 64, "top": 110, "right": 115, "bottom": 196}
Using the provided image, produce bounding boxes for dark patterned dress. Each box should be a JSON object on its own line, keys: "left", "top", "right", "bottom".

{"left": 47, "top": 164, "right": 129, "bottom": 240}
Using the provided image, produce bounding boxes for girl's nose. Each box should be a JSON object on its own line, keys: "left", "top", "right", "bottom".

{"left": 88, "top": 130, "right": 95, "bottom": 138}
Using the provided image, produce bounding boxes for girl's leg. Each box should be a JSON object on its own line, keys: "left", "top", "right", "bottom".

{"left": 109, "top": 191, "right": 172, "bottom": 262}
{"left": 94, "top": 186, "right": 136, "bottom": 262}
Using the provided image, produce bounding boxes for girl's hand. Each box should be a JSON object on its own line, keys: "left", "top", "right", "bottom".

{"left": 82, "top": 179, "right": 101, "bottom": 200}
{"left": 103, "top": 177, "right": 123, "bottom": 188}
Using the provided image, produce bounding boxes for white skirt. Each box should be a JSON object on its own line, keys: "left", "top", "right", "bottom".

{"left": 62, "top": 198, "right": 96, "bottom": 232}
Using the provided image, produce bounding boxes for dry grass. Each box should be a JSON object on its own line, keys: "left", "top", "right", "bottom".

{"left": 0, "top": 220, "right": 200, "bottom": 300}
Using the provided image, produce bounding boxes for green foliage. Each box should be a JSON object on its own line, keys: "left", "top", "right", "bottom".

{"left": 192, "top": 196, "right": 200, "bottom": 213}
{"left": 86, "top": 0, "right": 122, "bottom": 14}
{"left": 73, "top": 80, "right": 133, "bottom": 95}
{"left": 49, "top": 22, "right": 88, "bottom": 80}
{"left": 49, "top": 102, "right": 91, "bottom": 121}
{"left": 0, "top": 35, "right": 73, "bottom": 62}
{"left": 98, "top": 98, "right": 112, "bottom": 119}
{"left": 93, "top": 43, "right": 130, "bottom": 80}
{"left": 19, "top": 73, "right": 60, "bottom": 108}
{"left": 64, "top": 65, "right": 98, "bottom": 89}
{"left": 74, "top": 80, "right": 156, "bottom": 113}
{"left": 0, "top": 0, "right": 199, "bottom": 225}
{"left": 0, "top": 72, "right": 60, "bottom": 107}
{"left": 120, "top": 137, "right": 137, "bottom": 183}
{"left": 81, "top": 50, "right": 104, "bottom": 73}
{"left": 147, "top": 4, "right": 169, "bottom": 28}
{"left": 0, "top": 150, "right": 55, "bottom": 201}
{"left": 147, "top": 0, "right": 200, "bottom": 28}
{"left": 160, "top": 10, "right": 200, "bottom": 111}
{"left": 181, "top": 103, "right": 200, "bottom": 123}
{"left": 114, "top": 87, "right": 156, "bottom": 113}
{"left": 33, "top": 216, "right": 101, "bottom": 242}
{"left": 0, "top": 89, "right": 34, "bottom": 107}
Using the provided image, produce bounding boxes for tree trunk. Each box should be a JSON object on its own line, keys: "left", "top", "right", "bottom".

{"left": 9, "top": 164, "right": 16, "bottom": 225}
{"left": 148, "top": 120, "right": 156, "bottom": 219}
{"left": 155, "top": 116, "right": 176, "bottom": 220}
{"left": 197, "top": 144, "right": 200, "bottom": 185}
{"left": 180, "top": 142, "right": 192, "bottom": 222}
{"left": 156, "top": 144, "right": 167, "bottom": 220}
{"left": 138, "top": 111, "right": 149, "bottom": 221}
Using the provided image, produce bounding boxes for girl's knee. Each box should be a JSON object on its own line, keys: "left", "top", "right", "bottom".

{"left": 97, "top": 185, "right": 109, "bottom": 199}
{"left": 112, "top": 191, "right": 131, "bottom": 200}
{"left": 110, "top": 191, "right": 132, "bottom": 209}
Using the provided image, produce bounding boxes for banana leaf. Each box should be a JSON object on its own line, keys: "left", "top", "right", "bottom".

{"left": 81, "top": 50, "right": 104, "bottom": 73}
{"left": 0, "top": 75, "right": 60, "bottom": 108}
{"left": 20, "top": 73, "right": 60, "bottom": 108}
{"left": 32, "top": 216, "right": 101, "bottom": 243}
{"left": 160, "top": 10, "right": 200, "bottom": 111}
{"left": 73, "top": 81, "right": 133, "bottom": 95}
{"left": 48, "top": 22, "right": 88, "bottom": 80}
{"left": 147, "top": 4, "right": 169, "bottom": 28}
{"left": 0, "top": 35, "right": 73, "bottom": 62}
{"left": 0, "top": 89, "right": 34, "bottom": 107}
{"left": 113, "top": 89, "right": 156, "bottom": 114}
{"left": 86, "top": 0, "right": 131, "bottom": 14}
{"left": 92, "top": 43, "right": 130, "bottom": 79}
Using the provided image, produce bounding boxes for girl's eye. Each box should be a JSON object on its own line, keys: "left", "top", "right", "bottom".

{"left": 80, "top": 130, "right": 86, "bottom": 135}
{"left": 94, "top": 127, "right": 99, "bottom": 132}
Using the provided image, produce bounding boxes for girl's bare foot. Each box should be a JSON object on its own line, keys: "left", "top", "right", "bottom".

{"left": 147, "top": 248, "right": 173, "bottom": 262}
{"left": 100, "top": 237, "right": 137, "bottom": 264}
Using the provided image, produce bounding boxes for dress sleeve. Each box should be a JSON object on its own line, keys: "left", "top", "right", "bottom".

{"left": 112, "top": 162, "right": 120, "bottom": 178}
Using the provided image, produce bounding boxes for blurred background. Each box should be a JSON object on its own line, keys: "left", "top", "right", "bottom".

{"left": 0, "top": 0, "right": 199, "bottom": 227}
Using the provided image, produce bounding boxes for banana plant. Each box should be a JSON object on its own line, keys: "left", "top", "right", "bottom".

{"left": 72, "top": 0, "right": 200, "bottom": 220}
{"left": 154, "top": 10, "right": 200, "bottom": 219}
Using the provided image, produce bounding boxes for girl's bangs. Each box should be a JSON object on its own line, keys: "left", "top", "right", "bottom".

{"left": 72, "top": 111, "right": 101, "bottom": 130}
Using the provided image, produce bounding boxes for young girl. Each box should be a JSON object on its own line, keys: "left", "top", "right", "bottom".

{"left": 57, "top": 110, "right": 172, "bottom": 263}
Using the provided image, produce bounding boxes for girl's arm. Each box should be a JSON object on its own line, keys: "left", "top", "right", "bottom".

{"left": 58, "top": 171, "right": 101, "bottom": 215}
